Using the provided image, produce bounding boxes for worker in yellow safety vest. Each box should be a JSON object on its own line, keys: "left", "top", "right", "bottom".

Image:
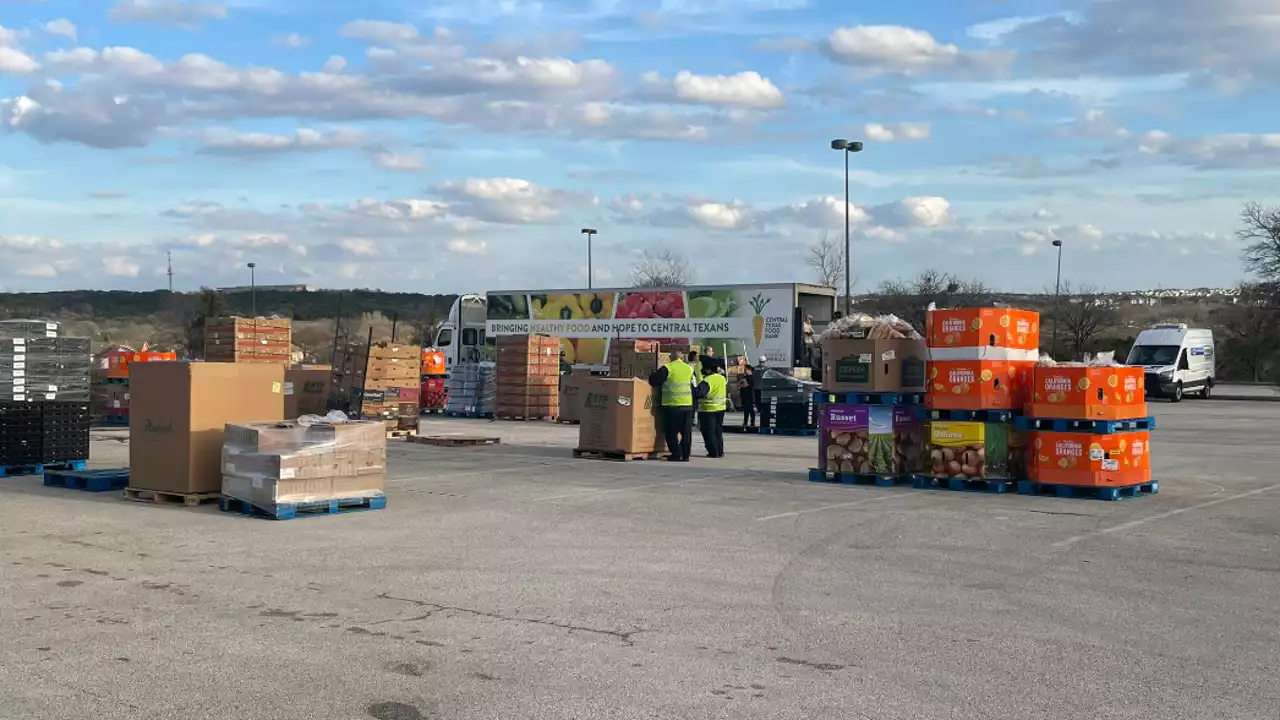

{"left": 648, "top": 355, "right": 697, "bottom": 461}
{"left": 695, "top": 364, "right": 728, "bottom": 458}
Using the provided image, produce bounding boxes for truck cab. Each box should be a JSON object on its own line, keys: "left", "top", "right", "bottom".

{"left": 1126, "top": 324, "right": 1215, "bottom": 402}
{"left": 434, "top": 294, "right": 488, "bottom": 371}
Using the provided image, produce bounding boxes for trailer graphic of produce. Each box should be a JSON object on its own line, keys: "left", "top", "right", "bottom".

{"left": 748, "top": 293, "right": 770, "bottom": 347}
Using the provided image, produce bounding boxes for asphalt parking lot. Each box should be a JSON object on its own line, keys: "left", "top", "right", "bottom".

{"left": 1, "top": 400, "right": 1278, "bottom": 720}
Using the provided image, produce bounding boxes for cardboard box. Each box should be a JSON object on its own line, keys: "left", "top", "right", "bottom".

{"left": 925, "top": 420, "right": 1027, "bottom": 481}
{"left": 577, "top": 378, "right": 663, "bottom": 454}
{"left": 284, "top": 365, "right": 332, "bottom": 418}
{"left": 927, "top": 360, "right": 1035, "bottom": 410}
{"left": 129, "top": 362, "right": 284, "bottom": 495}
{"left": 1027, "top": 431, "right": 1150, "bottom": 486}
{"left": 1028, "top": 366, "right": 1147, "bottom": 420}
{"left": 610, "top": 350, "right": 671, "bottom": 380}
{"left": 927, "top": 308, "right": 1040, "bottom": 351}
{"left": 822, "top": 338, "right": 927, "bottom": 393}
{"left": 557, "top": 370, "right": 591, "bottom": 423}
{"left": 818, "top": 404, "right": 923, "bottom": 475}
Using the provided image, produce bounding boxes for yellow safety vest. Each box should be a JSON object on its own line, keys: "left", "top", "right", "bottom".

{"left": 662, "top": 360, "right": 694, "bottom": 407}
{"left": 698, "top": 374, "right": 727, "bottom": 412}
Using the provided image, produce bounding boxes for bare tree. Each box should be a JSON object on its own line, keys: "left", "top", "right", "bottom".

{"left": 1239, "top": 201, "right": 1280, "bottom": 282}
{"left": 807, "top": 230, "right": 845, "bottom": 288}
{"left": 630, "top": 249, "right": 694, "bottom": 287}
{"left": 864, "top": 269, "right": 992, "bottom": 332}
{"left": 1054, "top": 282, "right": 1119, "bottom": 360}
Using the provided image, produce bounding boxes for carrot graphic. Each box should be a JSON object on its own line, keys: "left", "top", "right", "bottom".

{"left": 749, "top": 293, "right": 770, "bottom": 347}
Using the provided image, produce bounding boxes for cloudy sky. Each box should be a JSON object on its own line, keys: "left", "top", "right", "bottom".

{"left": 1, "top": 0, "right": 1276, "bottom": 294}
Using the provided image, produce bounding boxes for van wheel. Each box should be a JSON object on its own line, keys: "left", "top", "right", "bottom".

{"left": 1171, "top": 382, "right": 1183, "bottom": 403}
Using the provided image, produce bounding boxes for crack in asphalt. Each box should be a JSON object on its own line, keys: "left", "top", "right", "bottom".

{"left": 374, "top": 592, "right": 642, "bottom": 646}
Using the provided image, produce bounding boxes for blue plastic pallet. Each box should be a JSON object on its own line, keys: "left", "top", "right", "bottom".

{"left": 0, "top": 459, "right": 87, "bottom": 478}
{"left": 219, "top": 494, "right": 387, "bottom": 520}
{"left": 927, "top": 408, "right": 1018, "bottom": 423}
{"left": 95, "top": 415, "right": 129, "bottom": 425}
{"left": 759, "top": 427, "right": 817, "bottom": 436}
{"left": 911, "top": 475, "right": 1016, "bottom": 493}
{"left": 808, "top": 468, "right": 909, "bottom": 487}
{"left": 443, "top": 410, "right": 494, "bottom": 419}
{"left": 1013, "top": 416, "right": 1155, "bottom": 433}
{"left": 813, "top": 391, "right": 925, "bottom": 406}
{"left": 1017, "top": 480, "right": 1158, "bottom": 501}
{"left": 102, "top": 377, "right": 129, "bottom": 385}
{"left": 43, "top": 467, "right": 129, "bottom": 492}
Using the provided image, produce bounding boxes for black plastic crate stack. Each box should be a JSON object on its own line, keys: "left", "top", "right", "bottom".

{"left": 0, "top": 329, "right": 91, "bottom": 468}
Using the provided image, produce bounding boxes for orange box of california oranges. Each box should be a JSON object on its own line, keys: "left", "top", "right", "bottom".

{"left": 1027, "top": 431, "right": 1150, "bottom": 486}
{"left": 927, "top": 360, "right": 1035, "bottom": 410}
{"left": 927, "top": 308, "right": 1040, "bottom": 351}
{"left": 1027, "top": 366, "right": 1146, "bottom": 420}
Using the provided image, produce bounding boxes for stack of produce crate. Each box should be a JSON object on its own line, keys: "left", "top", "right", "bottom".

{"left": 913, "top": 308, "right": 1040, "bottom": 493}
{"left": 608, "top": 339, "right": 665, "bottom": 379}
{"left": 204, "top": 316, "right": 292, "bottom": 365}
{"left": 331, "top": 341, "right": 421, "bottom": 429}
{"left": 1013, "top": 363, "right": 1157, "bottom": 500}
{"left": 419, "top": 349, "right": 447, "bottom": 414}
{"left": 92, "top": 346, "right": 177, "bottom": 424}
{"left": 0, "top": 329, "right": 91, "bottom": 475}
{"left": 495, "top": 335, "right": 560, "bottom": 421}
{"left": 808, "top": 314, "right": 929, "bottom": 485}
{"left": 445, "top": 362, "right": 496, "bottom": 417}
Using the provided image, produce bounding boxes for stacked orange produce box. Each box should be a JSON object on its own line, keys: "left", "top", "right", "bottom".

{"left": 1015, "top": 363, "right": 1157, "bottom": 499}
{"left": 495, "top": 335, "right": 560, "bottom": 421}
{"left": 204, "top": 316, "right": 293, "bottom": 365}
{"left": 916, "top": 308, "right": 1041, "bottom": 492}
{"left": 419, "top": 349, "right": 447, "bottom": 414}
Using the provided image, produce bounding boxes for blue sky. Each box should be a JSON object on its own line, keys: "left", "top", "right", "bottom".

{"left": 1, "top": 0, "right": 1278, "bottom": 293}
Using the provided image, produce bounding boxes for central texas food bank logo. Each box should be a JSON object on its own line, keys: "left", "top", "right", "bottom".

{"left": 748, "top": 293, "right": 772, "bottom": 347}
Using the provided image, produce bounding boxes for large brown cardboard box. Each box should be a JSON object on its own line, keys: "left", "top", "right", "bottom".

{"left": 577, "top": 378, "right": 663, "bottom": 454}
{"left": 558, "top": 369, "right": 592, "bottom": 423}
{"left": 822, "top": 338, "right": 927, "bottom": 393}
{"left": 284, "top": 365, "right": 332, "bottom": 418}
{"left": 130, "top": 362, "right": 285, "bottom": 494}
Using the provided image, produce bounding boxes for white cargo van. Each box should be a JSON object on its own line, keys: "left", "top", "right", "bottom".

{"left": 1125, "top": 324, "right": 1215, "bottom": 402}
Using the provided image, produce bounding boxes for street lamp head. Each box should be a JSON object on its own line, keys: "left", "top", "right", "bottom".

{"left": 247, "top": 262, "right": 256, "bottom": 269}
{"left": 1051, "top": 240, "right": 1063, "bottom": 247}
{"left": 830, "top": 139, "right": 863, "bottom": 152}
{"left": 580, "top": 228, "right": 597, "bottom": 235}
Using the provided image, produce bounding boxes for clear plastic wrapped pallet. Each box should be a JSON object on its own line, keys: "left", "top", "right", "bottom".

{"left": 221, "top": 413, "right": 386, "bottom": 514}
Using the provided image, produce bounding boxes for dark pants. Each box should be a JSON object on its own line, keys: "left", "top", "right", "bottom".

{"left": 698, "top": 410, "right": 725, "bottom": 457}
{"left": 662, "top": 407, "right": 694, "bottom": 460}
{"left": 740, "top": 389, "right": 756, "bottom": 427}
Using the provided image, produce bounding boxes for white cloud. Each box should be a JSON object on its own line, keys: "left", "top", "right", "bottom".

{"left": 108, "top": 1, "right": 228, "bottom": 29}
{"left": 823, "top": 25, "right": 1006, "bottom": 77}
{"left": 42, "top": 19, "right": 77, "bottom": 42}
{"left": 863, "top": 122, "right": 930, "bottom": 142}
{"left": 19, "top": 263, "right": 58, "bottom": 278}
{"left": 272, "top": 33, "right": 308, "bottom": 49}
{"left": 446, "top": 238, "right": 487, "bottom": 254}
{"left": 340, "top": 237, "right": 376, "bottom": 255}
{"left": 196, "top": 127, "right": 363, "bottom": 155}
{"left": 642, "top": 70, "right": 785, "bottom": 108}
{"left": 435, "top": 177, "right": 592, "bottom": 224}
{"left": 0, "top": 46, "right": 39, "bottom": 75}
{"left": 370, "top": 150, "right": 423, "bottom": 172}
{"left": 322, "top": 55, "right": 347, "bottom": 73}
{"left": 103, "top": 256, "right": 141, "bottom": 277}
{"left": 1, "top": 234, "right": 62, "bottom": 251}
{"left": 687, "top": 201, "right": 749, "bottom": 230}
{"left": 347, "top": 198, "right": 448, "bottom": 221}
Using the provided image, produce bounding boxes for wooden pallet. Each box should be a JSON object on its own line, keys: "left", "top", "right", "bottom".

{"left": 122, "top": 487, "right": 220, "bottom": 507}
{"left": 386, "top": 428, "right": 418, "bottom": 438}
{"left": 407, "top": 435, "right": 501, "bottom": 447}
{"left": 554, "top": 418, "right": 580, "bottom": 425}
{"left": 495, "top": 414, "right": 555, "bottom": 422}
{"left": 572, "top": 448, "right": 665, "bottom": 462}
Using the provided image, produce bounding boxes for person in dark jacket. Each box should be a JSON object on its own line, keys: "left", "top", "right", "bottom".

{"left": 648, "top": 356, "right": 702, "bottom": 461}
{"left": 738, "top": 362, "right": 756, "bottom": 428}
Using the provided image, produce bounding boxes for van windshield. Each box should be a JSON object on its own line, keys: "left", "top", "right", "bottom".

{"left": 1127, "top": 344, "right": 1179, "bottom": 366}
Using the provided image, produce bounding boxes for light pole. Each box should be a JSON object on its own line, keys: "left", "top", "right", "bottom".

{"left": 830, "top": 139, "right": 864, "bottom": 316}
{"left": 247, "top": 262, "right": 257, "bottom": 317}
{"left": 581, "top": 228, "right": 597, "bottom": 289}
{"left": 1051, "top": 239, "right": 1063, "bottom": 357}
